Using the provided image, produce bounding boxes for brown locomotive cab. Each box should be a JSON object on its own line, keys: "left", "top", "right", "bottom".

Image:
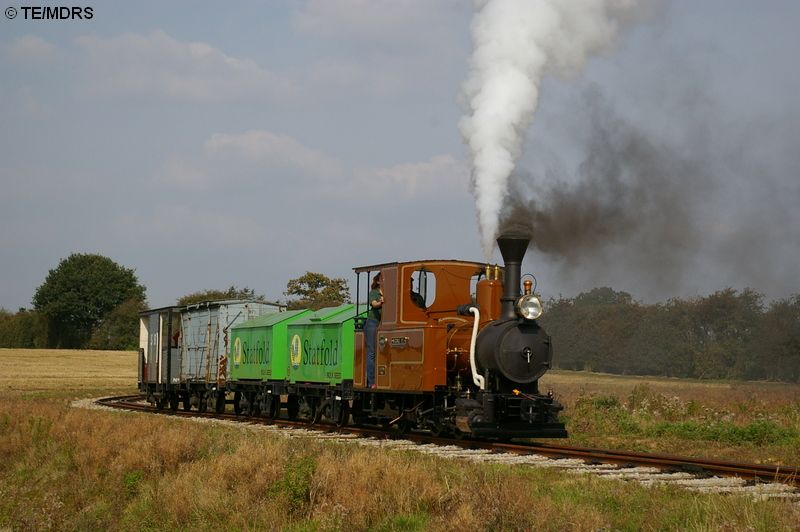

{"left": 355, "top": 260, "right": 492, "bottom": 392}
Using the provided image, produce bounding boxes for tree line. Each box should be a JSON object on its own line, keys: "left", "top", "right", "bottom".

{"left": 0, "top": 253, "right": 350, "bottom": 351}
{"left": 539, "top": 287, "right": 800, "bottom": 383}
{"left": 2, "top": 254, "right": 798, "bottom": 384}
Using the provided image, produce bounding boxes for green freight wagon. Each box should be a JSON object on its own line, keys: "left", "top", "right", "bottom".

{"left": 286, "top": 304, "right": 355, "bottom": 386}
{"left": 283, "top": 303, "right": 356, "bottom": 423}
{"left": 228, "top": 309, "right": 311, "bottom": 416}
{"left": 230, "top": 309, "right": 311, "bottom": 381}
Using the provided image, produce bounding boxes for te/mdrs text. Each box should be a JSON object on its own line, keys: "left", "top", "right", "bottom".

{"left": 19, "top": 6, "right": 93, "bottom": 20}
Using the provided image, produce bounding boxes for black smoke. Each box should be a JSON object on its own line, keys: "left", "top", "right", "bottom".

{"left": 498, "top": 86, "right": 800, "bottom": 301}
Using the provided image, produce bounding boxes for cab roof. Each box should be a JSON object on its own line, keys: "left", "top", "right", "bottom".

{"left": 353, "top": 259, "right": 487, "bottom": 274}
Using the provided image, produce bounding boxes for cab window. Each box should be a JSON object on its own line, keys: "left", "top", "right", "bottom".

{"left": 410, "top": 269, "right": 435, "bottom": 308}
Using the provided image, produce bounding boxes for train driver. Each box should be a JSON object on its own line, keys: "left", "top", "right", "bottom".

{"left": 365, "top": 272, "right": 383, "bottom": 389}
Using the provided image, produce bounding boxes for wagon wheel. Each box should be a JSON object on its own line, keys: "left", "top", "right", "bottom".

{"left": 182, "top": 394, "right": 191, "bottom": 411}
{"left": 233, "top": 391, "right": 243, "bottom": 415}
{"left": 248, "top": 392, "right": 261, "bottom": 417}
{"left": 169, "top": 393, "right": 179, "bottom": 412}
{"left": 262, "top": 394, "right": 278, "bottom": 419}
{"left": 214, "top": 391, "right": 226, "bottom": 414}
{"left": 198, "top": 393, "right": 208, "bottom": 413}
{"left": 307, "top": 397, "right": 321, "bottom": 425}
{"left": 286, "top": 395, "right": 299, "bottom": 420}
{"left": 332, "top": 399, "right": 350, "bottom": 428}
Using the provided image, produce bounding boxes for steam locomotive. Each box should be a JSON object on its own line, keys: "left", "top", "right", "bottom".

{"left": 138, "top": 234, "right": 566, "bottom": 439}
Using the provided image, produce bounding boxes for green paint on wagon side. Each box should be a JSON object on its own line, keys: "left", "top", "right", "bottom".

{"left": 229, "top": 309, "right": 311, "bottom": 381}
{"left": 286, "top": 304, "right": 355, "bottom": 385}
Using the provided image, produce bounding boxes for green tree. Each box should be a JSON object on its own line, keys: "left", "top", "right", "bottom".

{"left": 88, "top": 298, "right": 147, "bottom": 350}
{"left": 753, "top": 295, "right": 800, "bottom": 382}
{"left": 0, "top": 308, "right": 47, "bottom": 348}
{"left": 284, "top": 272, "right": 350, "bottom": 310}
{"left": 32, "top": 254, "right": 146, "bottom": 348}
{"left": 688, "top": 288, "right": 763, "bottom": 379}
{"left": 574, "top": 287, "right": 633, "bottom": 306}
{"left": 543, "top": 289, "right": 639, "bottom": 374}
{"left": 177, "top": 286, "right": 265, "bottom": 306}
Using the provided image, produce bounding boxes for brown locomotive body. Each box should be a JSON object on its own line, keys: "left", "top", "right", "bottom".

{"left": 353, "top": 260, "right": 502, "bottom": 392}
{"left": 349, "top": 235, "right": 567, "bottom": 438}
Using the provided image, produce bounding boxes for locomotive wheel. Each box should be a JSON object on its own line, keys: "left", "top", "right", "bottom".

{"left": 182, "top": 394, "right": 191, "bottom": 411}
{"left": 393, "top": 417, "right": 413, "bottom": 435}
{"left": 429, "top": 422, "right": 447, "bottom": 438}
{"left": 233, "top": 392, "right": 243, "bottom": 415}
{"left": 169, "top": 394, "right": 179, "bottom": 412}
{"left": 214, "top": 392, "right": 226, "bottom": 414}
{"left": 286, "top": 396, "right": 299, "bottom": 420}
{"left": 155, "top": 397, "right": 165, "bottom": 411}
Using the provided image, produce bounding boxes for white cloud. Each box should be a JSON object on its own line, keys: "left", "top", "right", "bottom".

{"left": 75, "top": 30, "right": 294, "bottom": 101}
{"left": 4, "top": 35, "right": 57, "bottom": 63}
{"left": 363, "top": 154, "right": 469, "bottom": 197}
{"left": 157, "top": 129, "right": 468, "bottom": 198}
{"left": 205, "top": 130, "right": 344, "bottom": 180}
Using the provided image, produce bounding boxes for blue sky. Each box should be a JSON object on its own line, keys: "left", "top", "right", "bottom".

{"left": 2, "top": 1, "right": 799, "bottom": 309}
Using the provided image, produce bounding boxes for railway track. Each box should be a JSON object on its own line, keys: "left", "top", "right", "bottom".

{"left": 92, "top": 394, "right": 800, "bottom": 499}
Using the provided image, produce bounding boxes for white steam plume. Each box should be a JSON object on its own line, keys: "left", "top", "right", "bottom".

{"left": 460, "top": 0, "right": 656, "bottom": 257}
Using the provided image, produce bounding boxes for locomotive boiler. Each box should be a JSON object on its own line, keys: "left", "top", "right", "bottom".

{"left": 453, "top": 235, "right": 566, "bottom": 438}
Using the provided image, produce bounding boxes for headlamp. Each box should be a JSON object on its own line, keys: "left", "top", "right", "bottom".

{"left": 516, "top": 294, "right": 543, "bottom": 320}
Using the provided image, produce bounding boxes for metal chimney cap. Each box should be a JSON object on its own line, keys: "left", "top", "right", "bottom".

{"left": 497, "top": 234, "right": 530, "bottom": 263}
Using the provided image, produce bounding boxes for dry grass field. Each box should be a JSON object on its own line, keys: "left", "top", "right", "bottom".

{"left": 0, "top": 348, "right": 137, "bottom": 396}
{"left": 1, "top": 349, "right": 799, "bottom": 530}
{"left": 541, "top": 370, "right": 800, "bottom": 465}
{"left": 542, "top": 370, "right": 800, "bottom": 410}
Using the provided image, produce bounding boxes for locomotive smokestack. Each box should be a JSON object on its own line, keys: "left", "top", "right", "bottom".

{"left": 497, "top": 234, "right": 529, "bottom": 319}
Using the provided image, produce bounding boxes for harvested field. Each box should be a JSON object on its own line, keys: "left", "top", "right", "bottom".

{"left": 0, "top": 348, "right": 137, "bottom": 396}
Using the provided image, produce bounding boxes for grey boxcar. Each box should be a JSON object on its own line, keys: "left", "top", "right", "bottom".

{"left": 138, "top": 305, "right": 183, "bottom": 410}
